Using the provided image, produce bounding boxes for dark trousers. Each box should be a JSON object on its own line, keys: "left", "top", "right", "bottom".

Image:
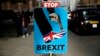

{"left": 15, "top": 22, "right": 22, "bottom": 36}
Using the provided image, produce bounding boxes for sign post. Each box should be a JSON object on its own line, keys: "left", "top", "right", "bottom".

{"left": 34, "top": 1, "right": 68, "bottom": 56}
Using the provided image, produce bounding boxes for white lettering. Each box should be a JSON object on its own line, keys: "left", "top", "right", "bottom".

{"left": 43, "top": 2, "right": 60, "bottom": 8}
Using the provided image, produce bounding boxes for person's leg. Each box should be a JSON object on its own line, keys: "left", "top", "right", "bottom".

{"left": 25, "top": 25, "right": 29, "bottom": 36}
{"left": 34, "top": 8, "right": 52, "bottom": 35}
{"left": 15, "top": 22, "right": 22, "bottom": 36}
{"left": 22, "top": 26, "right": 26, "bottom": 38}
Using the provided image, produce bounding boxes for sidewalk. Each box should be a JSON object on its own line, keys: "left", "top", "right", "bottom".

{"left": 0, "top": 33, "right": 34, "bottom": 56}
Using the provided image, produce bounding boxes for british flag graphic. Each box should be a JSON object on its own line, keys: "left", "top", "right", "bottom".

{"left": 43, "top": 30, "right": 66, "bottom": 43}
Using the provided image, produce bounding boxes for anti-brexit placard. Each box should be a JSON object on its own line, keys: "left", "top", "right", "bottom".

{"left": 34, "top": 7, "right": 68, "bottom": 54}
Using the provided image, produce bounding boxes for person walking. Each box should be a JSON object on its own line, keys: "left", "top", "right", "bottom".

{"left": 21, "top": 11, "right": 29, "bottom": 38}
{"left": 14, "top": 12, "right": 23, "bottom": 37}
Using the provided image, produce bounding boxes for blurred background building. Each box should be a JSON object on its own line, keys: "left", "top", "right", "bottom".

{"left": 69, "top": 0, "right": 100, "bottom": 11}
{"left": 0, "top": 0, "right": 100, "bottom": 12}
{"left": 0, "top": 0, "right": 34, "bottom": 12}
{"left": 79, "top": 0, "right": 100, "bottom": 5}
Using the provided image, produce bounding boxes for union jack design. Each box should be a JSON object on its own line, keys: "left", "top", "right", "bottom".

{"left": 43, "top": 30, "right": 66, "bottom": 43}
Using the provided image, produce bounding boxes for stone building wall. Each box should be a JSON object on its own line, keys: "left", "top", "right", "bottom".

{"left": 1, "top": 0, "right": 34, "bottom": 12}
{"left": 79, "top": 0, "right": 100, "bottom": 5}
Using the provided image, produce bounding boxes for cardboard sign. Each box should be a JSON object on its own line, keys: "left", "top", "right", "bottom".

{"left": 34, "top": 7, "right": 68, "bottom": 54}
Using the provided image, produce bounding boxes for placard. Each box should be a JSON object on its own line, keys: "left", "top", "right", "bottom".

{"left": 34, "top": 7, "right": 68, "bottom": 54}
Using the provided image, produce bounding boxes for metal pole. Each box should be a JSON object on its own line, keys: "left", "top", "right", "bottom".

{"left": 50, "top": 53, "right": 52, "bottom": 56}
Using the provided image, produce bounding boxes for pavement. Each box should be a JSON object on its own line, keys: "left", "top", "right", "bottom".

{"left": 0, "top": 34, "right": 34, "bottom": 56}
{"left": 67, "top": 31, "right": 100, "bottom": 56}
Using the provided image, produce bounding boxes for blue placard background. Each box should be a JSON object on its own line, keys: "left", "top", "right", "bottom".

{"left": 34, "top": 7, "right": 68, "bottom": 54}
